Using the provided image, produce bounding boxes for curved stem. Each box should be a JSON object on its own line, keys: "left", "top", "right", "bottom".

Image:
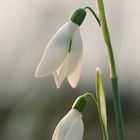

{"left": 84, "top": 6, "right": 101, "bottom": 26}
{"left": 95, "top": 0, "right": 125, "bottom": 140}
{"left": 82, "top": 92, "right": 97, "bottom": 105}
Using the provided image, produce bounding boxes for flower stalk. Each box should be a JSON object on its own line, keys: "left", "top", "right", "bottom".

{"left": 84, "top": 6, "right": 101, "bottom": 26}
{"left": 95, "top": 0, "right": 125, "bottom": 140}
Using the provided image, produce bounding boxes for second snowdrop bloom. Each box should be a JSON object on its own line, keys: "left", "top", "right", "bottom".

{"left": 52, "top": 109, "right": 84, "bottom": 140}
{"left": 35, "top": 8, "right": 86, "bottom": 88}
{"left": 52, "top": 96, "right": 86, "bottom": 140}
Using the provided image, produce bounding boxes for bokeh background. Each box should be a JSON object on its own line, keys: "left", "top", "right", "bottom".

{"left": 0, "top": 0, "right": 140, "bottom": 139}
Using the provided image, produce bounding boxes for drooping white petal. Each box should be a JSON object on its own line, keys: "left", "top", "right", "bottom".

{"left": 35, "top": 21, "right": 78, "bottom": 77}
{"left": 67, "top": 57, "right": 83, "bottom": 88}
{"left": 53, "top": 54, "right": 69, "bottom": 88}
{"left": 65, "top": 117, "right": 84, "bottom": 140}
{"left": 67, "top": 28, "right": 83, "bottom": 88}
{"left": 52, "top": 110, "right": 73, "bottom": 140}
{"left": 52, "top": 109, "right": 83, "bottom": 140}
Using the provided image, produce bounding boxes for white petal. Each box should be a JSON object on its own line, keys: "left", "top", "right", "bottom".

{"left": 52, "top": 109, "right": 74, "bottom": 140}
{"left": 53, "top": 54, "right": 69, "bottom": 88}
{"left": 67, "top": 28, "right": 83, "bottom": 88}
{"left": 35, "top": 21, "right": 78, "bottom": 77}
{"left": 65, "top": 117, "right": 84, "bottom": 140}
{"left": 67, "top": 57, "right": 83, "bottom": 88}
{"left": 52, "top": 109, "right": 83, "bottom": 140}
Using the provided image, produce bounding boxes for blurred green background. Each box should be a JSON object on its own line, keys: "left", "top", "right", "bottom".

{"left": 0, "top": 0, "right": 140, "bottom": 139}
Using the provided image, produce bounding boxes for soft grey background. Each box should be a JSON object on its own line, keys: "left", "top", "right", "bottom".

{"left": 0, "top": 0, "right": 139, "bottom": 140}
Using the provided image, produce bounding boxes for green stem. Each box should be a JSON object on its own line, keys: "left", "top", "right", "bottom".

{"left": 84, "top": 6, "right": 101, "bottom": 26}
{"left": 102, "top": 125, "right": 109, "bottom": 140}
{"left": 82, "top": 92, "right": 97, "bottom": 105}
{"left": 98, "top": 104, "right": 109, "bottom": 140}
{"left": 111, "top": 78, "right": 125, "bottom": 140}
{"left": 98, "top": 110, "right": 109, "bottom": 140}
{"left": 94, "top": 0, "right": 125, "bottom": 140}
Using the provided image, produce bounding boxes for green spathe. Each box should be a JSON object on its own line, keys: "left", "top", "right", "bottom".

{"left": 96, "top": 67, "right": 109, "bottom": 140}
{"left": 70, "top": 8, "right": 86, "bottom": 26}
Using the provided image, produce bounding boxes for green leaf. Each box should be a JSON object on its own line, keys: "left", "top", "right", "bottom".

{"left": 96, "top": 67, "right": 109, "bottom": 140}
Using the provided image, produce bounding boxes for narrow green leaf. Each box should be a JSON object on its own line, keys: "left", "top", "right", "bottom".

{"left": 96, "top": 67, "right": 109, "bottom": 140}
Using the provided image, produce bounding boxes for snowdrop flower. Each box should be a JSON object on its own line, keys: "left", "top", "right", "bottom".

{"left": 35, "top": 8, "right": 86, "bottom": 88}
{"left": 52, "top": 109, "right": 84, "bottom": 140}
{"left": 52, "top": 96, "right": 86, "bottom": 140}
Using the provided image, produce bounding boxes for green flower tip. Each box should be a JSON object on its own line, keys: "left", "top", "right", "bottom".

{"left": 72, "top": 96, "right": 86, "bottom": 112}
{"left": 70, "top": 8, "right": 86, "bottom": 26}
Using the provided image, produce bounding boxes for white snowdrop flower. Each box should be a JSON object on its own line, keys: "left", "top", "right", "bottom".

{"left": 52, "top": 109, "right": 84, "bottom": 140}
{"left": 35, "top": 8, "right": 86, "bottom": 88}
{"left": 52, "top": 95, "right": 86, "bottom": 140}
